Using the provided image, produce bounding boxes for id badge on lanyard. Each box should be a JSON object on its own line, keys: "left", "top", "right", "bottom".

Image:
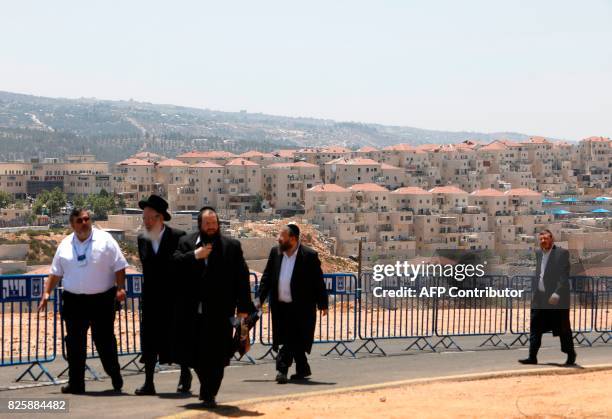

{"left": 73, "top": 238, "right": 92, "bottom": 267}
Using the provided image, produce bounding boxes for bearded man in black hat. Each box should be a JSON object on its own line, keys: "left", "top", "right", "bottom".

{"left": 135, "top": 195, "right": 192, "bottom": 395}
{"left": 256, "top": 223, "right": 328, "bottom": 384}
{"left": 173, "top": 206, "right": 255, "bottom": 408}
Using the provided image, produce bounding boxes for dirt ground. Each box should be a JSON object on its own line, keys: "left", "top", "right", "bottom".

{"left": 222, "top": 369, "right": 612, "bottom": 418}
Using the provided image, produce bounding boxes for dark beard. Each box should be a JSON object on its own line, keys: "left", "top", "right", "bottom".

{"left": 279, "top": 241, "right": 291, "bottom": 252}
{"left": 199, "top": 230, "right": 220, "bottom": 245}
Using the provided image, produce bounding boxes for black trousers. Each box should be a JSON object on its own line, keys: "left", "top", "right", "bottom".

{"left": 195, "top": 363, "right": 225, "bottom": 401}
{"left": 275, "top": 302, "right": 309, "bottom": 374}
{"left": 193, "top": 313, "right": 227, "bottom": 400}
{"left": 62, "top": 287, "right": 121, "bottom": 389}
{"left": 142, "top": 357, "right": 192, "bottom": 386}
{"left": 529, "top": 292, "right": 575, "bottom": 359}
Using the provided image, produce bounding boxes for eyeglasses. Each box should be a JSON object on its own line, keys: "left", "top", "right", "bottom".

{"left": 75, "top": 216, "right": 90, "bottom": 224}
{"left": 142, "top": 215, "right": 161, "bottom": 221}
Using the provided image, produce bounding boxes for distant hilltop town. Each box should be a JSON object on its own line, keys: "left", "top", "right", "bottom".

{"left": 0, "top": 136, "right": 610, "bottom": 265}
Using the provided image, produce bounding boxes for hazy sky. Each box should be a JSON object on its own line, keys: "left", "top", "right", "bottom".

{"left": 2, "top": 1, "right": 611, "bottom": 140}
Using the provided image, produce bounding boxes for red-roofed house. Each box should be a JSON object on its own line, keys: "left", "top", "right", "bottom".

{"left": 168, "top": 161, "right": 225, "bottom": 211}
{"left": 391, "top": 186, "right": 434, "bottom": 214}
{"left": 469, "top": 188, "right": 508, "bottom": 215}
{"left": 305, "top": 182, "right": 415, "bottom": 263}
{"left": 352, "top": 145, "right": 382, "bottom": 162}
{"left": 578, "top": 136, "right": 611, "bottom": 180}
{"left": 263, "top": 161, "right": 320, "bottom": 211}
{"left": 130, "top": 151, "right": 166, "bottom": 162}
{"left": 239, "top": 151, "right": 277, "bottom": 165}
{"left": 324, "top": 157, "right": 382, "bottom": 187}
{"left": 504, "top": 188, "right": 543, "bottom": 214}
{"left": 176, "top": 150, "right": 237, "bottom": 165}
{"left": 294, "top": 146, "right": 352, "bottom": 167}
{"left": 156, "top": 159, "right": 190, "bottom": 192}
{"left": 217, "top": 158, "right": 263, "bottom": 214}
{"left": 113, "top": 158, "right": 159, "bottom": 207}
{"left": 429, "top": 185, "right": 469, "bottom": 211}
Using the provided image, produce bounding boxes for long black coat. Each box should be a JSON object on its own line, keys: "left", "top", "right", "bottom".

{"left": 137, "top": 225, "right": 186, "bottom": 364}
{"left": 173, "top": 232, "right": 254, "bottom": 369}
{"left": 531, "top": 245, "right": 572, "bottom": 336}
{"left": 257, "top": 244, "right": 328, "bottom": 353}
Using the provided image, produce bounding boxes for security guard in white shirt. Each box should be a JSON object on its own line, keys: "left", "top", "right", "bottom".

{"left": 39, "top": 208, "right": 128, "bottom": 394}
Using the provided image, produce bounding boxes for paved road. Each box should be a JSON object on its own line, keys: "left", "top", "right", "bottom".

{"left": 0, "top": 335, "right": 610, "bottom": 418}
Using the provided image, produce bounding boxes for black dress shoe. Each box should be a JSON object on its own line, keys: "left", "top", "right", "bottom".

{"left": 61, "top": 384, "right": 85, "bottom": 394}
{"left": 111, "top": 375, "right": 123, "bottom": 392}
{"left": 176, "top": 375, "right": 192, "bottom": 393}
{"left": 200, "top": 398, "right": 218, "bottom": 409}
{"left": 135, "top": 383, "right": 156, "bottom": 395}
{"left": 565, "top": 352, "right": 577, "bottom": 366}
{"left": 276, "top": 371, "right": 288, "bottom": 384}
{"left": 518, "top": 357, "right": 538, "bottom": 365}
{"left": 291, "top": 364, "right": 312, "bottom": 380}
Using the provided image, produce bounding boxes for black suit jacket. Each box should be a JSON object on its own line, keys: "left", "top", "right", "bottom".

{"left": 257, "top": 244, "right": 328, "bottom": 352}
{"left": 173, "top": 232, "right": 254, "bottom": 367}
{"left": 533, "top": 245, "right": 571, "bottom": 310}
{"left": 137, "top": 225, "right": 185, "bottom": 363}
{"left": 137, "top": 225, "right": 186, "bottom": 303}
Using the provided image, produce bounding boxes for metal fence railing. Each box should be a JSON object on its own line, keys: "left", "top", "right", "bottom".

{"left": 258, "top": 273, "right": 358, "bottom": 358}
{"left": 355, "top": 272, "right": 435, "bottom": 356}
{"left": 1, "top": 273, "right": 610, "bottom": 383}
{"left": 509, "top": 276, "right": 596, "bottom": 347}
{"left": 1, "top": 275, "right": 58, "bottom": 383}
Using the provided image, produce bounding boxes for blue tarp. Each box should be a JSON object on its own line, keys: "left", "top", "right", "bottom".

{"left": 594, "top": 196, "right": 611, "bottom": 202}
{"left": 562, "top": 197, "right": 578, "bottom": 203}
{"left": 591, "top": 208, "right": 610, "bottom": 213}
{"left": 552, "top": 209, "right": 571, "bottom": 215}
{"left": 542, "top": 198, "right": 558, "bottom": 204}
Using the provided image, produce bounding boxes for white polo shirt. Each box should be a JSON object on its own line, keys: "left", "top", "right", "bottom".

{"left": 50, "top": 228, "right": 129, "bottom": 295}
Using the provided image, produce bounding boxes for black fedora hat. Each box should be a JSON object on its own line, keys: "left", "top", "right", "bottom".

{"left": 138, "top": 195, "right": 171, "bottom": 221}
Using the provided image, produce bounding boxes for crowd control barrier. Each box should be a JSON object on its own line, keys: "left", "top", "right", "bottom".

{"left": 258, "top": 273, "right": 358, "bottom": 358}
{"left": 58, "top": 274, "right": 144, "bottom": 379}
{"left": 355, "top": 271, "right": 435, "bottom": 356}
{"left": 593, "top": 276, "right": 612, "bottom": 344}
{"left": 1, "top": 272, "right": 610, "bottom": 386}
{"left": 508, "top": 276, "right": 595, "bottom": 347}
{"left": 433, "top": 275, "right": 510, "bottom": 351}
{"left": 0, "top": 275, "right": 58, "bottom": 383}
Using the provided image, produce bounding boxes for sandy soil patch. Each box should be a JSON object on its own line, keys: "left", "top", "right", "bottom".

{"left": 217, "top": 369, "right": 612, "bottom": 418}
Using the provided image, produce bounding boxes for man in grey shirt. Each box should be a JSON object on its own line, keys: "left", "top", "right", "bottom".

{"left": 519, "top": 229, "right": 576, "bottom": 366}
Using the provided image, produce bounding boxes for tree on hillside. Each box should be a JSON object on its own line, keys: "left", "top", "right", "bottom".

{"left": 87, "top": 191, "right": 116, "bottom": 220}
{"left": 32, "top": 188, "right": 67, "bottom": 216}
{"left": 0, "top": 190, "right": 13, "bottom": 208}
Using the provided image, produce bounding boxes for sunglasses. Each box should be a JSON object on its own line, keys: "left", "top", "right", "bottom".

{"left": 75, "top": 216, "right": 90, "bottom": 224}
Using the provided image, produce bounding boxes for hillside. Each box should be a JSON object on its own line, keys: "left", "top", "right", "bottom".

{"left": 0, "top": 91, "right": 533, "bottom": 162}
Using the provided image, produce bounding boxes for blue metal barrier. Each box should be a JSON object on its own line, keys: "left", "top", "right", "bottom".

{"left": 355, "top": 271, "right": 435, "bottom": 356}
{"left": 569, "top": 277, "right": 595, "bottom": 346}
{"left": 58, "top": 274, "right": 145, "bottom": 379}
{"left": 594, "top": 277, "right": 611, "bottom": 344}
{"left": 433, "top": 275, "right": 510, "bottom": 351}
{"left": 508, "top": 276, "right": 532, "bottom": 346}
{"left": 0, "top": 275, "right": 58, "bottom": 383}
{"left": 2, "top": 271, "right": 610, "bottom": 386}
{"left": 258, "top": 273, "right": 358, "bottom": 358}
{"left": 509, "top": 276, "right": 595, "bottom": 347}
